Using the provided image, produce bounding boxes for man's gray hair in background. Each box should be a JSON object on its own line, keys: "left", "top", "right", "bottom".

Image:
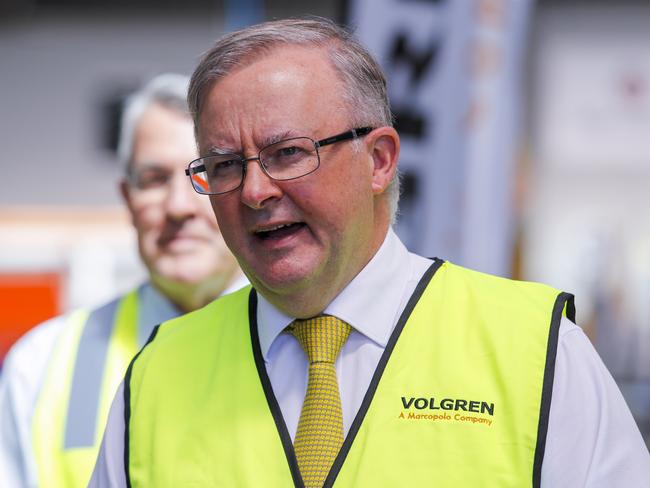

{"left": 188, "top": 17, "right": 400, "bottom": 221}
{"left": 117, "top": 73, "right": 190, "bottom": 171}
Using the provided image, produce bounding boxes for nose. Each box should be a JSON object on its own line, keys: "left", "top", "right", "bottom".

{"left": 163, "top": 170, "right": 201, "bottom": 219}
{"left": 240, "top": 159, "right": 283, "bottom": 210}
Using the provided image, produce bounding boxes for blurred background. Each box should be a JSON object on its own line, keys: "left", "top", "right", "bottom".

{"left": 1, "top": 0, "right": 648, "bottom": 446}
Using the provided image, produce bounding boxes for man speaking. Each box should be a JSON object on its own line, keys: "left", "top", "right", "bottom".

{"left": 90, "top": 19, "right": 650, "bottom": 487}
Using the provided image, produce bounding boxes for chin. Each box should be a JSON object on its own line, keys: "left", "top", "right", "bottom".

{"left": 249, "top": 258, "right": 320, "bottom": 296}
{"left": 152, "top": 255, "right": 212, "bottom": 286}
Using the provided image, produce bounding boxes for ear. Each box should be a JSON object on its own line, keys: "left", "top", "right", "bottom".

{"left": 119, "top": 179, "right": 136, "bottom": 222}
{"left": 366, "top": 127, "right": 400, "bottom": 195}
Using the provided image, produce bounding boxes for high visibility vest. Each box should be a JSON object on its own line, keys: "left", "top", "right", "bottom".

{"left": 32, "top": 291, "right": 141, "bottom": 488}
{"left": 126, "top": 260, "right": 575, "bottom": 488}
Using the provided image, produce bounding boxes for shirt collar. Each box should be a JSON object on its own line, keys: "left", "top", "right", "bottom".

{"left": 137, "top": 283, "right": 182, "bottom": 346}
{"left": 256, "top": 228, "right": 412, "bottom": 360}
{"left": 138, "top": 275, "right": 249, "bottom": 344}
{"left": 139, "top": 282, "right": 181, "bottom": 323}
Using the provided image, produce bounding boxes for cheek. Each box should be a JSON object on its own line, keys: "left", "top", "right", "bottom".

{"left": 132, "top": 203, "right": 164, "bottom": 237}
{"left": 197, "top": 200, "right": 220, "bottom": 231}
{"left": 210, "top": 199, "right": 241, "bottom": 243}
{"left": 309, "top": 174, "right": 371, "bottom": 230}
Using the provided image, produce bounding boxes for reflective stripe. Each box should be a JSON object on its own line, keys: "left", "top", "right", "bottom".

{"left": 33, "top": 309, "right": 90, "bottom": 488}
{"left": 64, "top": 298, "right": 120, "bottom": 448}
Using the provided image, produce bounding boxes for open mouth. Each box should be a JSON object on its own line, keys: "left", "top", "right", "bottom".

{"left": 255, "top": 222, "right": 306, "bottom": 240}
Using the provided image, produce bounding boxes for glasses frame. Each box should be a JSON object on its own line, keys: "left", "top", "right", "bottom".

{"left": 185, "top": 126, "right": 374, "bottom": 195}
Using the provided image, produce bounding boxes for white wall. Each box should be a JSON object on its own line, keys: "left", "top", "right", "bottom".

{"left": 524, "top": 5, "right": 650, "bottom": 441}
{"left": 0, "top": 13, "right": 229, "bottom": 206}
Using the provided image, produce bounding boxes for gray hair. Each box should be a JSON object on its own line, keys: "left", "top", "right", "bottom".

{"left": 188, "top": 17, "right": 400, "bottom": 221}
{"left": 117, "top": 73, "right": 190, "bottom": 170}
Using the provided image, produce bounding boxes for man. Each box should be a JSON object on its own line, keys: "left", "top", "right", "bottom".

{"left": 90, "top": 19, "right": 650, "bottom": 487}
{"left": 0, "top": 74, "right": 246, "bottom": 488}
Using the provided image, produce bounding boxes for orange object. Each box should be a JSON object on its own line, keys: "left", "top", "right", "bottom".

{"left": 192, "top": 174, "right": 209, "bottom": 192}
{"left": 0, "top": 273, "right": 62, "bottom": 364}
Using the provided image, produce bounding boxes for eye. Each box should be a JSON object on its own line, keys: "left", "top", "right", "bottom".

{"left": 260, "top": 137, "right": 315, "bottom": 172}
{"left": 279, "top": 146, "right": 300, "bottom": 156}
{"left": 210, "top": 158, "right": 242, "bottom": 176}
{"left": 132, "top": 168, "right": 170, "bottom": 190}
{"left": 216, "top": 159, "right": 237, "bottom": 169}
{"left": 271, "top": 145, "right": 309, "bottom": 162}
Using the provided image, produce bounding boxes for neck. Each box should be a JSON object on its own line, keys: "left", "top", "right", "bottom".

{"left": 151, "top": 269, "right": 244, "bottom": 313}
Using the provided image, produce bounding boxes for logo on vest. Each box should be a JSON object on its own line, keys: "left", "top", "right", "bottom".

{"left": 398, "top": 396, "right": 495, "bottom": 427}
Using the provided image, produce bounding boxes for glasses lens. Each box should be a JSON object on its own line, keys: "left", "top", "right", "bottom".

{"left": 187, "top": 161, "right": 210, "bottom": 194}
{"left": 189, "top": 156, "right": 244, "bottom": 195}
{"left": 260, "top": 137, "right": 319, "bottom": 180}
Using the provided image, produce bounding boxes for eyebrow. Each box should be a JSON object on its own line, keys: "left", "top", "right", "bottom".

{"left": 131, "top": 162, "right": 168, "bottom": 170}
{"left": 205, "top": 145, "right": 239, "bottom": 157}
{"left": 260, "top": 130, "right": 302, "bottom": 148}
{"left": 204, "top": 129, "right": 306, "bottom": 158}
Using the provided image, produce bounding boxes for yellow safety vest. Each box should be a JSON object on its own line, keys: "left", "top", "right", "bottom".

{"left": 126, "top": 260, "right": 575, "bottom": 487}
{"left": 32, "top": 291, "right": 140, "bottom": 488}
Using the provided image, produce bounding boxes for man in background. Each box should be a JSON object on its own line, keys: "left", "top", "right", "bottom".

{"left": 0, "top": 74, "right": 246, "bottom": 487}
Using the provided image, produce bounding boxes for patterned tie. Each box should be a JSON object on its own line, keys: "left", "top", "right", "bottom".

{"left": 289, "top": 315, "right": 352, "bottom": 488}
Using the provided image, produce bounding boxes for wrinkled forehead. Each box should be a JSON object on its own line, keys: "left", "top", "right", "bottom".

{"left": 196, "top": 46, "right": 352, "bottom": 150}
{"left": 198, "top": 44, "right": 350, "bottom": 114}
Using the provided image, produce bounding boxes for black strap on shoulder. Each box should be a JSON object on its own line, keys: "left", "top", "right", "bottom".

{"left": 532, "top": 291, "right": 575, "bottom": 488}
{"left": 564, "top": 294, "right": 576, "bottom": 323}
{"left": 123, "top": 323, "right": 161, "bottom": 488}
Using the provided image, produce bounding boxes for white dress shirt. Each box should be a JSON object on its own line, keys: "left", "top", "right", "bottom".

{"left": 89, "top": 230, "right": 650, "bottom": 487}
{"left": 0, "top": 279, "right": 248, "bottom": 488}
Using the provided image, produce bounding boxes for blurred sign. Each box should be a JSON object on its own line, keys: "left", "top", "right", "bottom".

{"left": 346, "top": 0, "right": 532, "bottom": 276}
{"left": 525, "top": 6, "right": 650, "bottom": 446}
{"left": 536, "top": 14, "right": 650, "bottom": 169}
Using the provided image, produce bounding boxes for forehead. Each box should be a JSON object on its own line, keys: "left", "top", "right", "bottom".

{"left": 132, "top": 103, "right": 196, "bottom": 165}
{"left": 197, "top": 45, "right": 351, "bottom": 150}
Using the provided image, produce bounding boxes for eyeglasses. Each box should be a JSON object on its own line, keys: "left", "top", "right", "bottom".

{"left": 126, "top": 165, "right": 181, "bottom": 192}
{"left": 185, "top": 127, "right": 373, "bottom": 195}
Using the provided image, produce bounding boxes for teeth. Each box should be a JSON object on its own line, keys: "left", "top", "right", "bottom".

{"left": 258, "top": 223, "right": 292, "bottom": 233}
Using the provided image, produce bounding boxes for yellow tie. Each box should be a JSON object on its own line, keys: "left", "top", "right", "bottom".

{"left": 289, "top": 315, "right": 352, "bottom": 488}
